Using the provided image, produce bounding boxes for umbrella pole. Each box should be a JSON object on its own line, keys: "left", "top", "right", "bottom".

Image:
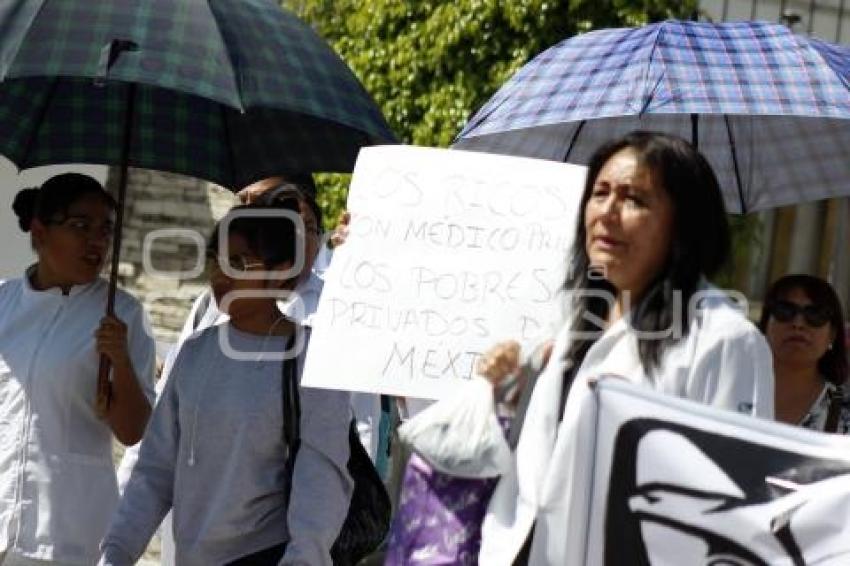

{"left": 723, "top": 115, "right": 746, "bottom": 214}
{"left": 96, "top": 82, "right": 136, "bottom": 418}
{"left": 562, "top": 120, "right": 586, "bottom": 163}
{"left": 690, "top": 113, "right": 699, "bottom": 150}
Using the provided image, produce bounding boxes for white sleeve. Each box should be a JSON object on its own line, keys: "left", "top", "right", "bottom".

{"left": 312, "top": 245, "right": 333, "bottom": 277}
{"left": 101, "top": 352, "right": 183, "bottom": 563}
{"left": 113, "top": 300, "right": 157, "bottom": 492}
{"left": 122, "top": 299, "right": 157, "bottom": 404}
{"left": 689, "top": 326, "right": 775, "bottom": 419}
{"left": 115, "top": 343, "right": 180, "bottom": 492}
{"left": 176, "top": 290, "right": 213, "bottom": 344}
{"left": 281, "top": 386, "right": 353, "bottom": 566}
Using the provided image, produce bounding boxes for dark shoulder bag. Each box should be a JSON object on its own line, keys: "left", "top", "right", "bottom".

{"left": 282, "top": 352, "right": 392, "bottom": 566}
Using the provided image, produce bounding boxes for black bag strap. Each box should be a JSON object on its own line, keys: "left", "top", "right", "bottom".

{"left": 281, "top": 333, "right": 300, "bottom": 507}
{"left": 825, "top": 384, "right": 845, "bottom": 434}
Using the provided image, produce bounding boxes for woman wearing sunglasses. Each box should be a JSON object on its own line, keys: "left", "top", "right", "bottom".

{"left": 759, "top": 274, "right": 849, "bottom": 432}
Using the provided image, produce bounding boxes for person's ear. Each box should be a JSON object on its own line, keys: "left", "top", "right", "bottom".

{"left": 30, "top": 218, "right": 48, "bottom": 249}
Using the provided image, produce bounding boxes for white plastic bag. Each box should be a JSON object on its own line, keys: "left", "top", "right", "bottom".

{"left": 399, "top": 375, "right": 512, "bottom": 479}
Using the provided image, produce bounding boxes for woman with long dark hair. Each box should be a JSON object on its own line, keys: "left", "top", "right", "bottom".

{"left": 403, "top": 131, "right": 775, "bottom": 564}
{"left": 0, "top": 173, "right": 155, "bottom": 565}
{"left": 759, "top": 274, "right": 849, "bottom": 432}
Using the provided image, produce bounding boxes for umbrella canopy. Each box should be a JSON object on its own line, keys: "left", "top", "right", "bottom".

{"left": 455, "top": 20, "right": 850, "bottom": 214}
{"left": 0, "top": 0, "right": 396, "bottom": 412}
{"left": 0, "top": 0, "right": 397, "bottom": 188}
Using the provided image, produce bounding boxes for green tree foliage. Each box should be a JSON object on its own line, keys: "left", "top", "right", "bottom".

{"left": 285, "top": 0, "right": 698, "bottom": 225}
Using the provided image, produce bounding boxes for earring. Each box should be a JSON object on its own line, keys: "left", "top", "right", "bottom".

{"left": 829, "top": 344, "right": 834, "bottom": 350}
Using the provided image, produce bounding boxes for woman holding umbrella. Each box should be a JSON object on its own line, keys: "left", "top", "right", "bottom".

{"left": 0, "top": 173, "right": 155, "bottom": 565}
{"left": 401, "top": 131, "right": 775, "bottom": 564}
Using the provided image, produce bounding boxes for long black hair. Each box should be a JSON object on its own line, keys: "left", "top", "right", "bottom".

{"left": 564, "top": 131, "right": 731, "bottom": 374}
{"left": 758, "top": 274, "right": 848, "bottom": 386}
{"left": 12, "top": 173, "right": 115, "bottom": 233}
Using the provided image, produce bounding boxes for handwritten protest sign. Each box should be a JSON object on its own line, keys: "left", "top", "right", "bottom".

{"left": 302, "top": 145, "right": 586, "bottom": 399}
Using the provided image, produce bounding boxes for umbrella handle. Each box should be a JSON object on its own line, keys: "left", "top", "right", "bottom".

{"left": 95, "top": 355, "right": 112, "bottom": 418}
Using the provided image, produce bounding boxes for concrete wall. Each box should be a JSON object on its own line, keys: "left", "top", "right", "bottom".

{"left": 0, "top": 160, "right": 234, "bottom": 348}
{"left": 701, "top": 0, "right": 850, "bottom": 43}
{"left": 108, "top": 168, "right": 237, "bottom": 345}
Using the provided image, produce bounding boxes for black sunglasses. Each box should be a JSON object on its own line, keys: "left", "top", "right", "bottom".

{"left": 770, "top": 300, "right": 832, "bottom": 328}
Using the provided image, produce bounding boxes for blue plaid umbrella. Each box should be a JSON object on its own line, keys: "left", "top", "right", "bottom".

{"left": 455, "top": 20, "right": 850, "bottom": 214}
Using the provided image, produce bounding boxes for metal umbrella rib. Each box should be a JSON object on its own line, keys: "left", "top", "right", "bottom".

{"left": 723, "top": 114, "right": 746, "bottom": 215}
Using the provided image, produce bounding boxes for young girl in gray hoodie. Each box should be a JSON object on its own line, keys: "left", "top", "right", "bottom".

{"left": 100, "top": 202, "right": 352, "bottom": 566}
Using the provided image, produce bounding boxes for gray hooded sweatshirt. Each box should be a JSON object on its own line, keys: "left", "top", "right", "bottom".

{"left": 100, "top": 324, "right": 352, "bottom": 566}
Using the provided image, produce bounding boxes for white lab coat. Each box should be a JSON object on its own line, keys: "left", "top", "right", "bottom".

{"left": 0, "top": 273, "right": 155, "bottom": 564}
{"left": 480, "top": 289, "right": 774, "bottom": 565}
{"left": 410, "top": 287, "right": 775, "bottom": 565}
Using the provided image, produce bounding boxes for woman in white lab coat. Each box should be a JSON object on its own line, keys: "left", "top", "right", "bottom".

{"left": 0, "top": 173, "right": 155, "bottom": 565}
{"left": 408, "top": 131, "right": 775, "bottom": 565}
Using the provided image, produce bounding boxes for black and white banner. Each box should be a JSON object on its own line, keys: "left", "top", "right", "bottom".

{"left": 579, "top": 378, "right": 850, "bottom": 566}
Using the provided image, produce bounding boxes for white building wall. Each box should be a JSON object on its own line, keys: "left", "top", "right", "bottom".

{"left": 0, "top": 158, "right": 107, "bottom": 280}
{"left": 701, "top": 0, "right": 850, "bottom": 43}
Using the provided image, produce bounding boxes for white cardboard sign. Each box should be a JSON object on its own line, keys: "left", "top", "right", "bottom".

{"left": 302, "top": 145, "right": 586, "bottom": 399}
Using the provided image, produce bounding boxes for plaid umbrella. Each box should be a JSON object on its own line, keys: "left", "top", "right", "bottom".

{"left": 0, "top": 0, "right": 396, "bottom": 186}
{"left": 0, "top": 0, "right": 396, "bottom": 411}
{"left": 454, "top": 20, "right": 850, "bottom": 214}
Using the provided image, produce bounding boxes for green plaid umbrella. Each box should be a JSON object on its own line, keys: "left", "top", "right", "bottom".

{"left": 0, "top": 0, "right": 396, "bottom": 411}
{"left": 0, "top": 0, "right": 396, "bottom": 185}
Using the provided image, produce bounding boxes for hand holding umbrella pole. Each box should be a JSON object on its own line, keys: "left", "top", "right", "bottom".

{"left": 95, "top": 147, "right": 132, "bottom": 417}
{"left": 95, "top": 40, "right": 137, "bottom": 418}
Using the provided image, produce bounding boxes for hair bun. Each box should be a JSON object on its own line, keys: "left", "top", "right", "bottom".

{"left": 12, "top": 187, "right": 39, "bottom": 232}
